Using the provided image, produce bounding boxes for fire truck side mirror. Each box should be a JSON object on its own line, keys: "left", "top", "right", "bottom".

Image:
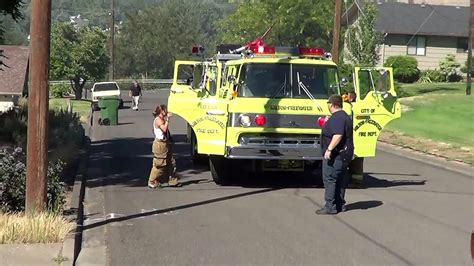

{"left": 227, "top": 75, "right": 237, "bottom": 85}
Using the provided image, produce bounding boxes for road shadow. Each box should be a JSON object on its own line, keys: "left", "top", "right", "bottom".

{"left": 366, "top": 172, "right": 420, "bottom": 177}
{"left": 237, "top": 171, "right": 323, "bottom": 189}
{"left": 345, "top": 200, "right": 383, "bottom": 212}
{"left": 85, "top": 134, "right": 426, "bottom": 190}
{"left": 363, "top": 174, "right": 426, "bottom": 188}
{"left": 83, "top": 187, "right": 281, "bottom": 231}
{"left": 86, "top": 135, "right": 208, "bottom": 189}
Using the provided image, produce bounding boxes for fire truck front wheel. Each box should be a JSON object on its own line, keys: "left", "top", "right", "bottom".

{"left": 190, "top": 132, "right": 207, "bottom": 165}
{"left": 209, "top": 156, "right": 232, "bottom": 186}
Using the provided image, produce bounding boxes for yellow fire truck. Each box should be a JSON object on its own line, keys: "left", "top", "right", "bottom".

{"left": 168, "top": 39, "right": 401, "bottom": 185}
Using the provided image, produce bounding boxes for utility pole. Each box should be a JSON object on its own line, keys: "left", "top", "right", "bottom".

{"left": 467, "top": 0, "right": 473, "bottom": 96}
{"left": 332, "top": 0, "right": 343, "bottom": 65}
{"left": 108, "top": 0, "right": 115, "bottom": 81}
{"left": 26, "top": 0, "right": 51, "bottom": 213}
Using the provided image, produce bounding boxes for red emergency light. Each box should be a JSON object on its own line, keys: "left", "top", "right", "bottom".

{"left": 255, "top": 114, "right": 267, "bottom": 126}
{"left": 299, "top": 47, "right": 325, "bottom": 56}
{"left": 251, "top": 45, "right": 276, "bottom": 54}
{"left": 192, "top": 45, "right": 204, "bottom": 54}
{"left": 247, "top": 37, "right": 275, "bottom": 54}
{"left": 318, "top": 116, "right": 328, "bottom": 127}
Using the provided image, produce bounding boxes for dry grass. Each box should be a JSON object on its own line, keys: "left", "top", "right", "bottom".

{"left": 379, "top": 130, "right": 474, "bottom": 165}
{"left": 0, "top": 212, "right": 74, "bottom": 244}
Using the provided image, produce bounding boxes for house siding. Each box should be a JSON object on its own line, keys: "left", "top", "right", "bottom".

{"left": 397, "top": 0, "right": 469, "bottom": 6}
{"left": 380, "top": 34, "right": 468, "bottom": 70}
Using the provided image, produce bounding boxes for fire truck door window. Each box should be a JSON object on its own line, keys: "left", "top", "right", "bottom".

{"left": 192, "top": 65, "right": 204, "bottom": 89}
{"left": 221, "top": 67, "right": 228, "bottom": 87}
{"left": 374, "top": 69, "right": 390, "bottom": 93}
{"left": 208, "top": 66, "right": 217, "bottom": 96}
{"left": 358, "top": 69, "right": 392, "bottom": 100}
{"left": 357, "top": 70, "right": 371, "bottom": 100}
{"left": 176, "top": 65, "right": 194, "bottom": 85}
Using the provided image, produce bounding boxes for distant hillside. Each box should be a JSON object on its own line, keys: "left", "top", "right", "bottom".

{"left": 0, "top": 0, "right": 235, "bottom": 45}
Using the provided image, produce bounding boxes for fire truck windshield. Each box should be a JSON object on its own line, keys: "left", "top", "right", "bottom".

{"left": 238, "top": 63, "right": 339, "bottom": 99}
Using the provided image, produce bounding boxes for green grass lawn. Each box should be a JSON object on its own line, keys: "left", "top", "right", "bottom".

{"left": 49, "top": 98, "right": 91, "bottom": 121}
{"left": 397, "top": 82, "right": 466, "bottom": 98}
{"left": 387, "top": 94, "right": 474, "bottom": 147}
{"left": 387, "top": 82, "right": 474, "bottom": 148}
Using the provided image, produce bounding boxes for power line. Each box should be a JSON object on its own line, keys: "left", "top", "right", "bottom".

{"left": 405, "top": 6, "right": 436, "bottom": 46}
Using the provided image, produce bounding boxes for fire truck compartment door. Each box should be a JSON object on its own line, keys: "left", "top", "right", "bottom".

{"left": 352, "top": 67, "right": 401, "bottom": 157}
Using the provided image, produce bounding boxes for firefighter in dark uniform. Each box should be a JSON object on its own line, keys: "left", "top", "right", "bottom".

{"left": 316, "top": 94, "right": 354, "bottom": 215}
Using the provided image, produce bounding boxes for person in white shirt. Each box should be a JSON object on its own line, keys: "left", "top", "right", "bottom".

{"left": 147, "top": 104, "right": 181, "bottom": 188}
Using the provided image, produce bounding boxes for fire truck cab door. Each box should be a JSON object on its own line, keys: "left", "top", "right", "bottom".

{"left": 352, "top": 67, "right": 401, "bottom": 157}
{"left": 168, "top": 61, "right": 228, "bottom": 156}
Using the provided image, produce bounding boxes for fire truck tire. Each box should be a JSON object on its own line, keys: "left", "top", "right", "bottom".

{"left": 209, "top": 156, "right": 231, "bottom": 185}
{"left": 190, "top": 132, "right": 207, "bottom": 165}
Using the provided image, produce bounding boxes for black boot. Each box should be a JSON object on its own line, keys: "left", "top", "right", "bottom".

{"left": 315, "top": 208, "right": 337, "bottom": 215}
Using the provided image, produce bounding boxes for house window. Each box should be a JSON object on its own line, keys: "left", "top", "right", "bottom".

{"left": 457, "top": 37, "right": 468, "bottom": 53}
{"left": 407, "top": 36, "right": 426, "bottom": 56}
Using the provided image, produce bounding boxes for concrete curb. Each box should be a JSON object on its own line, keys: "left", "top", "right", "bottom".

{"left": 377, "top": 141, "right": 473, "bottom": 177}
{"left": 74, "top": 110, "right": 108, "bottom": 266}
{"left": 60, "top": 119, "right": 92, "bottom": 266}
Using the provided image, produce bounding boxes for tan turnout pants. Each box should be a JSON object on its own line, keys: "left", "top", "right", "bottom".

{"left": 148, "top": 140, "right": 177, "bottom": 184}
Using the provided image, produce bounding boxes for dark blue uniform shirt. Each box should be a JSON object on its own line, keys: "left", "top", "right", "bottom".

{"left": 321, "top": 110, "right": 354, "bottom": 161}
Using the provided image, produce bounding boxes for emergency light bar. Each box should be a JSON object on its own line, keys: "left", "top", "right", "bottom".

{"left": 251, "top": 45, "right": 276, "bottom": 54}
{"left": 226, "top": 35, "right": 331, "bottom": 60}
{"left": 299, "top": 47, "right": 325, "bottom": 56}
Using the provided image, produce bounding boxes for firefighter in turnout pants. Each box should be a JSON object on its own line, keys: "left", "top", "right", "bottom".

{"left": 148, "top": 105, "right": 181, "bottom": 188}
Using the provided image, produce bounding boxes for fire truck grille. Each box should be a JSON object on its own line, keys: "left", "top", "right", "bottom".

{"left": 228, "top": 134, "right": 322, "bottom": 160}
{"left": 239, "top": 134, "right": 320, "bottom": 146}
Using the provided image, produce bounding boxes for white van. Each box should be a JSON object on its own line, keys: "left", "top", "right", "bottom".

{"left": 91, "top": 82, "right": 124, "bottom": 111}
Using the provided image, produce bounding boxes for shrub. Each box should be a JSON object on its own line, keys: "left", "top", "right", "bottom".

{"left": 0, "top": 106, "right": 84, "bottom": 149}
{"left": 0, "top": 148, "right": 67, "bottom": 213}
{"left": 439, "top": 54, "right": 463, "bottom": 82}
{"left": 0, "top": 108, "right": 28, "bottom": 147}
{"left": 419, "top": 69, "right": 446, "bottom": 83}
{"left": 48, "top": 109, "right": 85, "bottom": 148}
{"left": 384, "top": 56, "right": 420, "bottom": 83}
{"left": 50, "top": 84, "right": 71, "bottom": 98}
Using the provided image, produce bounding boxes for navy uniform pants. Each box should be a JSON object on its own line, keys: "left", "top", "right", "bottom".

{"left": 322, "top": 158, "right": 350, "bottom": 212}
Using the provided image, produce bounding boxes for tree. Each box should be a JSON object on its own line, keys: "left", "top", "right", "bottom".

{"left": 439, "top": 54, "right": 462, "bottom": 82}
{"left": 115, "top": 0, "right": 226, "bottom": 78}
{"left": 0, "top": 0, "right": 24, "bottom": 68}
{"left": 50, "top": 23, "right": 109, "bottom": 99}
{"left": 345, "top": 2, "right": 382, "bottom": 66}
{"left": 218, "top": 0, "right": 334, "bottom": 49}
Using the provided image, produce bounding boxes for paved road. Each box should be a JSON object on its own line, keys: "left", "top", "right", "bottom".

{"left": 79, "top": 91, "right": 473, "bottom": 266}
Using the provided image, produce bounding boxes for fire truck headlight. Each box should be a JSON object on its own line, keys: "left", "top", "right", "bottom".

{"left": 239, "top": 114, "right": 251, "bottom": 127}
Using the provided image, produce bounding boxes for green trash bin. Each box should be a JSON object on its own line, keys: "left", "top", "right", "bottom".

{"left": 98, "top": 96, "right": 120, "bottom": 126}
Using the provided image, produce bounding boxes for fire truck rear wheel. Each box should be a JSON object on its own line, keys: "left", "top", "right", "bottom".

{"left": 209, "top": 156, "right": 231, "bottom": 185}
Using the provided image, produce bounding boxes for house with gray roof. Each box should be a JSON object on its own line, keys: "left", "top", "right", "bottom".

{"left": 343, "top": 1, "right": 469, "bottom": 69}
{"left": 0, "top": 45, "right": 29, "bottom": 112}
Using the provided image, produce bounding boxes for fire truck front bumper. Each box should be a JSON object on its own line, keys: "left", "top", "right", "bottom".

{"left": 226, "top": 145, "right": 323, "bottom": 160}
